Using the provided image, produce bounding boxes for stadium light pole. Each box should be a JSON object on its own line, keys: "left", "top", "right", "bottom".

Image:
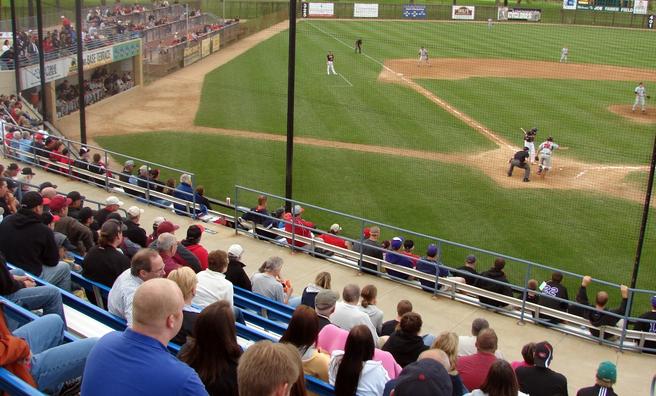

{"left": 284, "top": 0, "right": 297, "bottom": 211}
{"left": 75, "top": 0, "right": 87, "bottom": 144}
{"left": 9, "top": 0, "right": 21, "bottom": 95}
{"left": 36, "top": 0, "right": 48, "bottom": 120}
{"left": 629, "top": 131, "right": 656, "bottom": 304}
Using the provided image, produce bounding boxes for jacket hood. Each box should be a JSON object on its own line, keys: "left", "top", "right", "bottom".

{"left": 7, "top": 209, "right": 42, "bottom": 229}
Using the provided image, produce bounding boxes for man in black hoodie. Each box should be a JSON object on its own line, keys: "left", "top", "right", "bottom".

{"left": 225, "top": 244, "right": 252, "bottom": 291}
{"left": 478, "top": 258, "right": 514, "bottom": 308}
{"left": 537, "top": 271, "right": 569, "bottom": 324}
{"left": 0, "top": 192, "right": 71, "bottom": 290}
{"left": 381, "top": 312, "right": 429, "bottom": 367}
{"left": 576, "top": 275, "right": 629, "bottom": 340}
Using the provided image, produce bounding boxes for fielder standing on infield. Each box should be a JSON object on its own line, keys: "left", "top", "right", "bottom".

{"left": 326, "top": 51, "right": 337, "bottom": 75}
{"left": 418, "top": 47, "right": 429, "bottom": 67}
{"left": 632, "top": 82, "right": 649, "bottom": 113}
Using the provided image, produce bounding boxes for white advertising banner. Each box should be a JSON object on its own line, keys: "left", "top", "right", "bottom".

{"left": 354, "top": 3, "right": 379, "bottom": 17}
{"left": 562, "top": 0, "right": 577, "bottom": 10}
{"left": 452, "top": 5, "right": 475, "bottom": 20}
{"left": 308, "top": 2, "right": 335, "bottom": 17}
{"left": 20, "top": 58, "right": 69, "bottom": 90}
{"left": 633, "top": 0, "right": 648, "bottom": 14}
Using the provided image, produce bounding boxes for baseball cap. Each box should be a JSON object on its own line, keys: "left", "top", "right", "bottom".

{"left": 391, "top": 359, "right": 453, "bottom": 396}
{"left": 20, "top": 191, "right": 43, "bottom": 209}
{"left": 79, "top": 146, "right": 89, "bottom": 155}
{"left": 186, "top": 224, "right": 204, "bottom": 240}
{"left": 105, "top": 196, "right": 124, "bottom": 206}
{"left": 466, "top": 255, "right": 477, "bottom": 264}
{"left": 533, "top": 341, "right": 554, "bottom": 368}
{"left": 292, "top": 204, "right": 304, "bottom": 216}
{"left": 228, "top": 244, "right": 244, "bottom": 258}
{"left": 49, "top": 195, "right": 72, "bottom": 212}
{"left": 124, "top": 160, "right": 134, "bottom": 167}
{"left": 426, "top": 244, "right": 438, "bottom": 257}
{"left": 363, "top": 227, "right": 371, "bottom": 239}
{"left": 139, "top": 165, "right": 149, "bottom": 172}
{"left": 100, "top": 219, "right": 127, "bottom": 238}
{"left": 596, "top": 361, "right": 617, "bottom": 383}
{"left": 156, "top": 220, "right": 180, "bottom": 235}
{"left": 38, "top": 181, "right": 57, "bottom": 191}
{"left": 20, "top": 167, "right": 35, "bottom": 176}
{"left": 330, "top": 223, "right": 341, "bottom": 232}
{"left": 153, "top": 216, "right": 166, "bottom": 227}
{"left": 67, "top": 191, "right": 85, "bottom": 202}
{"left": 127, "top": 206, "right": 144, "bottom": 218}
{"left": 314, "top": 290, "right": 339, "bottom": 310}
{"left": 391, "top": 237, "right": 404, "bottom": 250}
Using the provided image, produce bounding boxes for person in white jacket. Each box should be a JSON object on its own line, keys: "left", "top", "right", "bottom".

{"left": 193, "top": 250, "right": 234, "bottom": 308}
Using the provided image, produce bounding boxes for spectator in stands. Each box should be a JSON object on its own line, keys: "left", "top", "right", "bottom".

{"left": 149, "top": 220, "right": 202, "bottom": 273}
{"left": 525, "top": 279, "right": 539, "bottom": 305}
{"left": 193, "top": 249, "right": 233, "bottom": 308}
{"left": 331, "top": 284, "right": 379, "bottom": 344}
{"left": 478, "top": 258, "right": 513, "bottom": 308}
{"left": 382, "top": 312, "right": 429, "bottom": 367}
{"left": 195, "top": 185, "right": 212, "bottom": 210}
{"left": 251, "top": 256, "right": 295, "bottom": 305}
{"left": 329, "top": 324, "right": 389, "bottom": 395}
{"left": 40, "top": 186, "right": 57, "bottom": 201}
{"left": 537, "top": 271, "right": 569, "bottom": 324}
{"left": 352, "top": 225, "right": 383, "bottom": 273}
{"left": 465, "top": 360, "right": 525, "bottom": 396}
{"left": 576, "top": 361, "right": 618, "bottom": 396}
{"left": 634, "top": 295, "right": 656, "bottom": 353}
{"left": 381, "top": 299, "right": 413, "bottom": 336}
{"left": 3, "top": 163, "right": 20, "bottom": 179}
{"left": 516, "top": 341, "right": 568, "bottom": 396}
{"left": 173, "top": 173, "right": 207, "bottom": 216}
{"left": 15, "top": 167, "right": 35, "bottom": 201}
{"left": 181, "top": 225, "right": 208, "bottom": 270}
{"left": 92, "top": 195, "right": 123, "bottom": 231}
{"left": 456, "top": 328, "right": 499, "bottom": 391}
{"left": 77, "top": 207, "right": 97, "bottom": 243}
{"left": 72, "top": 147, "right": 90, "bottom": 180}
{"left": 0, "top": 178, "right": 17, "bottom": 216}
{"left": 124, "top": 206, "right": 147, "bottom": 247}
{"left": 0, "top": 309, "right": 97, "bottom": 395}
{"left": 108, "top": 248, "right": 165, "bottom": 324}
{"left": 51, "top": 194, "right": 94, "bottom": 255}
{"left": 225, "top": 244, "right": 251, "bottom": 291}
{"left": 510, "top": 343, "right": 535, "bottom": 370}
{"left": 576, "top": 275, "right": 629, "bottom": 340}
{"left": 385, "top": 237, "right": 415, "bottom": 280}
{"left": 319, "top": 223, "right": 351, "bottom": 250}
{"left": 168, "top": 266, "right": 200, "bottom": 345}
{"left": 383, "top": 349, "right": 453, "bottom": 396}
{"left": 431, "top": 332, "right": 467, "bottom": 396}
{"left": 0, "top": 191, "right": 71, "bottom": 291}
{"left": 0, "top": 252, "right": 66, "bottom": 324}
{"left": 315, "top": 289, "right": 339, "bottom": 331}
{"left": 458, "top": 318, "right": 503, "bottom": 358}
{"left": 284, "top": 204, "right": 315, "bottom": 248}
{"left": 82, "top": 218, "right": 130, "bottom": 288}
{"left": 83, "top": 278, "right": 208, "bottom": 395}
{"left": 157, "top": 232, "right": 180, "bottom": 275}
{"left": 359, "top": 284, "right": 384, "bottom": 335}
{"left": 179, "top": 300, "right": 242, "bottom": 396}
{"left": 416, "top": 244, "right": 467, "bottom": 292}
{"left": 280, "top": 305, "right": 330, "bottom": 382}
{"left": 66, "top": 191, "right": 84, "bottom": 219}
{"left": 237, "top": 341, "right": 300, "bottom": 396}
{"left": 301, "top": 271, "right": 331, "bottom": 308}
{"left": 456, "top": 255, "right": 479, "bottom": 287}
{"left": 401, "top": 239, "right": 420, "bottom": 263}
{"left": 240, "top": 194, "right": 273, "bottom": 231}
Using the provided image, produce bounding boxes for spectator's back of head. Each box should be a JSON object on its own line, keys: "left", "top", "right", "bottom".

{"left": 397, "top": 299, "right": 413, "bottom": 317}
{"left": 471, "top": 318, "right": 490, "bottom": 336}
{"left": 167, "top": 266, "right": 197, "bottom": 301}
{"left": 596, "top": 291, "right": 609, "bottom": 307}
{"left": 392, "top": 358, "right": 453, "bottom": 396}
{"left": 493, "top": 258, "right": 505, "bottom": 271}
{"left": 279, "top": 305, "right": 319, "bottom": 350}
{"left": 132, "top": 278, "right": 184, "bottom": 337}
{"left": 480, "top": 360, "right": 519, "bottom": 396}
{"left": 360, "top": 284, "right": 377, "bottom": 308}
{"left": 400, "top": 312, "right": 423, "bottom": 336}
{"left": 521, "top": 342, "right": 536, "bottom": 366}
{"left": 314, "top": 290, "right": 338, "bottom": 315}
{"left": 238, "top": 341, "right": 300, "bottom": 396}
{"left": 431, "top": 332, "right": 458, "bottom": 373}
{"left": 207, "top": 250, "right": 228, "bottom": 273}
{"left": 595, "top": 361, "right": 617, "bottom": 388}
{"left": 314, "top": 271, "right": 331, "bottom": 289}
{"left": 157, "top": 232, "right": 177, "bottom": 255}
{"left": 475, "top": 328, "right": 498, "bottom": 353}
{"left": 258, "top": 256, "right": 283, "bottom": 274}
{"left": 418, "top": 349, "right": 451, "bottom": 371}
{"left": 342, "top": 284, "right": 360, "bottom": 304}
{"left": 403, "top": 239, "right": 414, "bottom": 251}
{"left": 551, "top": 271, "right": 563, "bottom": 284}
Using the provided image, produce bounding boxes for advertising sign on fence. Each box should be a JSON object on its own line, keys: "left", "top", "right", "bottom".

{"left": 201, "top": 38, "right": 211, "bottom": 58}
{"left": 452, "top": 5, "right": 475, "bottom": 20}
{"left": 562, "top": 0, "right": 577, "bottom": 10}
{"left": 302, "top": 2, "right": 335, "bottom": 17}
{"left": 575, "top": 0, "right": 634, "bottom": 12}
{"left": 497, "top": 7, "right": 509, "bottom": 20}
{"left": 212, "top": 35, "right": 221, "bottom": 52}
{"left": 402, "top": 4, "right": 427, "bottom": 19}
{"left": 112, "top": 39, "right": 141, "bottom": 62}
{"left": 21, "top": 58, "right": 68, "bottom": 90}
{"left": 183, "top": 44, "right": 201, "bottom": 67}
{"left": 354, "top": 3, "right": 379, "bottom": 17}
{"left": 634, "top": 0, "right": 649, "bottom": 14}
{"left": 507, "top": 8, "right": 541, "bottom": 21}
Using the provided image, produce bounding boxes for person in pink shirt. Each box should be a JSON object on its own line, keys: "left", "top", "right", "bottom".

{"left": 510, "top": 343, "right": 535, "bottom": 370}
{"left": 457, "top": 328, "right": 500, "bottom": 391}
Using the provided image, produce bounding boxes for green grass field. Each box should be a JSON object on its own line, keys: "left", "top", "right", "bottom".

{"left": 96, "top": 20, "right": 656, "bottom": 312}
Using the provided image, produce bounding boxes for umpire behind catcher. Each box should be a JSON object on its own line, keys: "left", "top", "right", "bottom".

{"left": 508, "top": 147, "right": 531, "bottom": 182}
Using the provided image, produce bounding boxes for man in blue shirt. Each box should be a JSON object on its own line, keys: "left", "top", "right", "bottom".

{"left": 81, "top": 278, "right": 208, "bottom": 396}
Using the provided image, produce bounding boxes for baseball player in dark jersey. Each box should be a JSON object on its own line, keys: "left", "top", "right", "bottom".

{"left": 523, "top": 127, "right": 538, "bottom": 163}
{"left": 508, "top": 147, "right": 531, "bottom": 182}
{"left": 326, "top": 51, "right": 336, "bottom": 75}
{"left": 355, "top": 39, "right": 362, "bottom": 54}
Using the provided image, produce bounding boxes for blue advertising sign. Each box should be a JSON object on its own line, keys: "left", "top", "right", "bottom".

{"left": 403, "top": 4, "right": 427, "bottom": 19}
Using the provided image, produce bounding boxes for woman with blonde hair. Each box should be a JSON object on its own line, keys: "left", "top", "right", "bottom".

{"left": 358, "top": 285, "right": 384, "bottom": 335}
{"left": 168, "top": 266, "right": 200, "bottom": 345}
{"left": 432, "top": 332, "right": 467, "bottom": 396}
{"left": 301, "top": 271, "right": 331, "bottom": 308}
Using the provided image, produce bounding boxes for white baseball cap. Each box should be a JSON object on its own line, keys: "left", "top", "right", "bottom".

{"left": 330, "top": 223, "right": 342, "bottom": 232}
{"left": 228, "top": 244, "right": 244, "bottom": 258}
{"left": 105, "top": 196, "right": 124, "bottom": 206}
{"left": 127, "top": 206, "right": 144, "bottom": 218}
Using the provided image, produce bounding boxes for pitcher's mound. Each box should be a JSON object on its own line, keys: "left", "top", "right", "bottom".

{"left": 608, "top": 105, "right": 656, "bottom": 124}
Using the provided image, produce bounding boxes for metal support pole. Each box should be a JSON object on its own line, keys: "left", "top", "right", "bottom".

{"left": 10, "top": 0, "right": 21, "bottom": 95}
{"left": 629, "top": 132, "right": 656, "bottom": 302}
{"left": 35, "top": 0, "right": 47, "bottom": 119}
{"left": 75, "top": 0, "right": 87, "bottom": 144}
{"left": 284, "top": 0, "right": 297, "bottom": 212}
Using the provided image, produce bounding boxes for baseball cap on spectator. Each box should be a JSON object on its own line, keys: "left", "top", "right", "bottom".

{"left": 391, "top": 359, "right": 453, "bottom": 396}
{"left": 363, "top": 227, "right": 371, "bottom": 239}
{"left": 153, "top": 217, "right": 166, "bottom": 227}
{"left": 3, "top": 178, "right": 17, "bottom": 190}
{"left": 34, "top": 133, "right": 44, "bottom": 141}
{"left": 127, "top": 206, "right": 144, "bottom": 218}
{"left": 20, "top": 191, "right": 43, "bottom": 209}
{"left": 533, "top": 341, "right": 554, "bottom": 368}
{"left": 7, "top": 163, "right": 19, "bottom": 171}
{"left": 139, "top": 165, "right": 149, "bottom": 172}
{"left": 291, "top": 204, "right": 304, "bottom": 216}
{"left": 67, "top": 191, "right": 85, "bottom": 202}
{"left": 330, "top": 224, "right": 341, "bottom": 232}
{"left": 101, "top": 219, "right": 127, "bottom": 239}
{"left": 186, "top": 224, "right": 204, "bottom": 240}
{"left": 596, "top": 361, "right": 616, "bottom": 383}
{"left": 49, "top": 195, "right": 72, "bottom": 212}
{"left": 78, "top": 207, "right": 94, "bottom": 223}
{"left": 228, "top": 244, "right": 244, "bottom": 258}
{"left": 315, "top": 290, "right": 339, "bottom": 311}
{"left": 39, "top": 181, "right": 57, "bottom": 191}
{"left": 20, "top": 167, "right": 35, "bottom": 176}
{"left": 156, "top": 220, "right": 180, "bottom": 236}
{"left": 105, "top": 196, "right": 124, "bottom": 207}
{"left": 466, "top": 255, "right": 477, "bottom": 264}
{"left": 124, "top": 160, "right": 134, "bottom": 167}
{"left": 391, "top": 237, "right": 404, "bottom": 250}
{"left": 79, "top": 147, "right": 89, "bottom": 155}
{"left": 427, "top": 244, "right": 438, "bottom": 257}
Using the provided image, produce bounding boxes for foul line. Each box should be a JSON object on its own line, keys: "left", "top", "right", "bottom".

{"left": 338, "top": 73, "right": 353, "bottom": 87}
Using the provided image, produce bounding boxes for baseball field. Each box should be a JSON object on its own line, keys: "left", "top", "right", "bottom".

{"left": 82, "top": 19, "right": 656, "bottom": 312}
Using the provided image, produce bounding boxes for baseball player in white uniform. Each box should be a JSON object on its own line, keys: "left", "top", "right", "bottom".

{"left": 418, "top": 47, "right": 429, "bottom": 67}
{"left": 537, "top": 137, "right": 559, "bottom": 176}
{"left": 633, "top": 82, "right": 647, "bottom": 112}
{"left": 326, "top": 51, "right": 336, "bottom": 75}
{"left": 560, "top": 46, "right": 568, "bottom": 63}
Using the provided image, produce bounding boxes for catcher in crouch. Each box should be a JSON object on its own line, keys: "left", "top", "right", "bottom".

{"left": 537, "top": 136, "right": 559, "bottom": 176}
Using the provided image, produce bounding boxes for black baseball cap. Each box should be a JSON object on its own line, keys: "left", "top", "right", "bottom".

{"left": 533, "top": 341, "right": 554, "bottom": 368}
{"left": 39, "top": 181, "right": 58, "bottom": 191}
{"left": 66, "top": 191, "right": 85, "bottom": 202}
{"left": 20, "top": 191, "right": 43, "bottom": 209}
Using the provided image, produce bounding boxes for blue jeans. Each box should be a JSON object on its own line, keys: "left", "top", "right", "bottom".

{"left": 14, "top": 315, "right": 97, "bottom": 394}
{"left": 288, "top": 296, "right": 302, "bottom": 308}
{"left": 233, "top": 306, "right": 246, "bottom": 325}
{"left": 5, "top": 285, "right": 66, "bottom": 326}
{"left": 40, "top": 262, "right": 72, "bottom": 292}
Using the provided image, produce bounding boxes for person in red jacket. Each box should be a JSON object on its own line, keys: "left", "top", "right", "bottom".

{"left": 181, "top": 225, "right": 208, "bottom": 270}
{"left": 284, "top": 205, "right": 315, "bottom": 248}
